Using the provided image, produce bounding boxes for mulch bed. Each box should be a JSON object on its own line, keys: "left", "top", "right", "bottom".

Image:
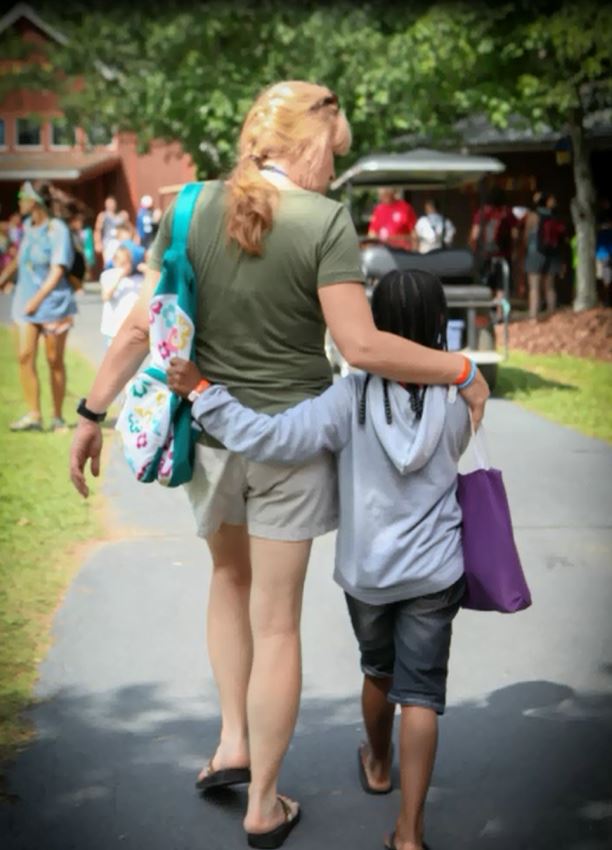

{"left": 495, "top": 307, "right": 612, "bottom": 362}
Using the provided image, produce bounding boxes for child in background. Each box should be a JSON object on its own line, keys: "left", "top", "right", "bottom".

{"left": 167, "top": 269, "right": 475, "bottom": 850}
{"left": 99, "top": 246, "right": 143, "bottom": 347}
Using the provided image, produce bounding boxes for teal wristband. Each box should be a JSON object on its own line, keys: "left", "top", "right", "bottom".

{"left": 457, "top": 359, "right": 477, "bottom": 390}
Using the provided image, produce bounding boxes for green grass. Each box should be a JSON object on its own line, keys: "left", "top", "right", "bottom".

{"left": 496, "top": 351, "right": 612, "bottom": 443}
{"left": 0, "top": 325, "right": 104, "bottom": 768}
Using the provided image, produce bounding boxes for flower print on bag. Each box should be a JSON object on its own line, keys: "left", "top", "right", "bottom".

{"left": 176, "top": 313, "right": 192, "bottom": 351}
{"left": 128, "top": 412, "right": 141, "bottom": 434}
{"left": 136, "top": 433, "right": 148, "bottom": 449}
{"left": 158, "top": 339, "right": 172, "bottom": 360}
{"left": 162, "top": 302, "right": 176, "bottom": 328}
{"left": 131, "top": 377, "right": 151, "bottom": 398}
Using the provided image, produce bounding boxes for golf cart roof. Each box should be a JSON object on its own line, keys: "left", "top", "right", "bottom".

{"left": 331, "top": 147, "right": 505, "bottom": 191}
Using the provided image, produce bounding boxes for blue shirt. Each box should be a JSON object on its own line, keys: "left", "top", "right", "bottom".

{"left": 12, "top": 217, "right": 76, "bottom": 324}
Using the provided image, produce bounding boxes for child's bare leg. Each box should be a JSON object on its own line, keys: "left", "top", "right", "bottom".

{"left": 360, "top": 674, "right": 394, "bottom": 790}
{"left": 392, "top": 705, "right": 438, "bottom": 850}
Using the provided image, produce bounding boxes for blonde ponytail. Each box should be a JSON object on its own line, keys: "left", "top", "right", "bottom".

{"left": 225, "top": 80, "right": 352, "bottom": 256}
{"left": 226, "top": 156, "right": 279, "bottom": 257}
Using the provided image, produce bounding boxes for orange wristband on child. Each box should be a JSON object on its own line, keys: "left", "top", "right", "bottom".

{"left": 187, "top": 378, "right": 211, "bottom": 403}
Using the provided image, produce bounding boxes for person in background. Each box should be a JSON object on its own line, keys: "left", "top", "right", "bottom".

{"left": 0, "top": 180, "right": 76, "bottom": 432}
{"left": 136, "top": 194, "right": 156, "bottom": 250}
{"left": 414, "top": 199, "right": 456, "bottom": 253}
{"left": 523, "top": 191, "right": 567, "bottom": 319}
{"left": 469, "top": 186, "right": 518, "bottom": 316}
{"left": 595, "top": 208, "right": 612, "bottom": 306}
{"left": 103, "top": 221, "right": 145, "bottom": 272}
{"left": 99, "top": 245, "right": 144, "bottom": 348}
{"left": 368, "top": 188, "right": 417, "bottom": 250}
{"left": 94, "top": 195, "right": 123, "bottom": 260}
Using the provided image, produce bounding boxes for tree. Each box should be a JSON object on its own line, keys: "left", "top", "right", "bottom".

{"left": 467, "top": 1, "right": 612, "bottom": 310}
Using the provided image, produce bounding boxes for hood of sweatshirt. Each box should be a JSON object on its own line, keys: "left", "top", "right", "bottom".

{"left": 368, "top": 379, "right": 448, "bottom": 475}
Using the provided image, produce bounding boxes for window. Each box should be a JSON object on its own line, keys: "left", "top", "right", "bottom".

{"left": 0, "top": 119, "right": 5, "bottom": 147}
{"left": 87, "top": 123, "right": 113, "bottom": 146}
{"left": 16, "top": 117, "right": 41, "bottom": 147}
{"left": 51, "top": 118, "right": 75, "bottom": 147}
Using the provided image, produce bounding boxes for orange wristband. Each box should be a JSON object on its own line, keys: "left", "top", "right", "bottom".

{"left": 452, "top": 355, "right": 471, "bottom": 386}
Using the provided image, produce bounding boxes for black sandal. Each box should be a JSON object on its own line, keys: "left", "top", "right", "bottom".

{"left": 247, "top": 797, "right": 301, "bottom": 849}
{"left": 195, "top": 757, "right": 251, "bottom": 792}
{"left": 385, "top": 834, "right": 431, "bottom": 850}
{"left": 358, "top": 743, "right": 393, "bottom": 795}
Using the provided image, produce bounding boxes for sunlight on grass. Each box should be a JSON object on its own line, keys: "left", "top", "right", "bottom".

{"left": 496, "top": 352, "right": 612, "bottom": 443}
{"left": 0, "top": 326, "right": 103, "bottom": 763}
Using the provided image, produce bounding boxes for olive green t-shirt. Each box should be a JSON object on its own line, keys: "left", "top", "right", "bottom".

{"left": 149, "top": 180, "right": 364, "bottom": 414}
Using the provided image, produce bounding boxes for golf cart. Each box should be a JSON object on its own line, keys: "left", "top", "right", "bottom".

{"left": 327, "top": 148, "right": 510, "bottom": 389}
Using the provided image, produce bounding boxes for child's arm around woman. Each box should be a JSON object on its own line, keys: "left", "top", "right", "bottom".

{"left": 187, "top": 376, "right": 358, "bottom": 464}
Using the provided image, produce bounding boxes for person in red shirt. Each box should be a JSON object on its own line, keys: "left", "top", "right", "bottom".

{"left": 368, "top": 188, "right": 417, "bottom": 249}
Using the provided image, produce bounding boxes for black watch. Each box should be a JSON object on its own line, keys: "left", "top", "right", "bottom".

{"left": 77, "top": 398, "right": 107, "bottom": 423}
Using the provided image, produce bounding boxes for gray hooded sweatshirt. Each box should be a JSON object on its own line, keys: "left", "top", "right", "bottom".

{"left": 192, "top": 375, "right": 470, "bottom": 605}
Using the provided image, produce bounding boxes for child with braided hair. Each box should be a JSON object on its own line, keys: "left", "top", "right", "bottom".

{"left": 170, "top": 268, "right": 474, "bottom": 850}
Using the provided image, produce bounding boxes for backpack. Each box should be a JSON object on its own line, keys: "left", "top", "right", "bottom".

{"left": 115, "top": 182, "right": 204, "bottom": 487}
{"left": 482, "top": 208, "right": 511, "bottom": 257}
{"left": 537, "top": 214, "right": 565, "bottom": 256}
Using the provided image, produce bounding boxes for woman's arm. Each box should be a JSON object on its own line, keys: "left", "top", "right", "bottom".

{"left": 318, "top": 283, "right": 489, "bottom": 428}
{"left": 24, "top": 264, "right": 65, "bottom": 314}
{"left": 69, "top": 267, "right": 160, "bottom": 497}
{"left": 0, "top": 256, "right": 17, "bottom": 290}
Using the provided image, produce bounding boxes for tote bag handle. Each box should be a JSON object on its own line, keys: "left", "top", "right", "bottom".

{"left": 469, "top": 424, "right": 492, "bottom": 471}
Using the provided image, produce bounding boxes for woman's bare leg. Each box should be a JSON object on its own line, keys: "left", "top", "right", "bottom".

{"left": 199, "top": 523, "right": 252, "bottom": 777}
{"left": 44, "top": 329, "right": 69, "bottom": 418}
{"left": 528, "top": 272, "right": 541, "bottom": 319}
{"left": 243, "top": 536, "right": 311, "bottom": 834}
{"left": 391, "top": 706, "right": 438, "bottom": 850}
{"left": 17, "top": 323, "right": 42, "bottom": 417}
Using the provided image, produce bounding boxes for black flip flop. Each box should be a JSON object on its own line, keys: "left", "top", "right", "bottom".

{"left": 247, "top": 797, "right": 301, "bottom": 849}
{"left": 195, "top": 757, "right": 251, "bottom": 792}
{"left": 384, "top": 834, "right": 431, "bottom": 850}
{"left": 358, "top": 744, "right": 393, "bottom": 795}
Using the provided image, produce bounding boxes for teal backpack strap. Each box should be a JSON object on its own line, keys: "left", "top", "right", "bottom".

{"left": 171, "top": 182, "right": 204, "bottom": 249}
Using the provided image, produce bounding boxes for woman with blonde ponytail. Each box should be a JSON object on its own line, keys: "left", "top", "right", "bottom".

{"left": 70, "top": 80, "right": 489, "bottom": 848}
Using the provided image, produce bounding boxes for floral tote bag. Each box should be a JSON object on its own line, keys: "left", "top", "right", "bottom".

{"left": 115, "top": 182, "right": 203, "bottom": 487}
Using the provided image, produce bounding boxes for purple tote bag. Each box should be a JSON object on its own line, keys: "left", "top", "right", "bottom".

{"left": 457, "top": 428, "right": 532, "bottom": 613}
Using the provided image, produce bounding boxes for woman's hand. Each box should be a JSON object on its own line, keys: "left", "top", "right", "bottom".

{"left": 460, "top": 369, "right": 490, "bottom": 431}
{"left": 70, "top": 419, "right": 103, "bottom": 498}
{"left": 167, "top": 357, "right": 204, "bottom": 398}
{"left": 24, "top": 296, "right": 40, "bottom": 316}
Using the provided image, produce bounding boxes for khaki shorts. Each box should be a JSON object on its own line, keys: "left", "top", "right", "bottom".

{"left": 184, "top": 445, "right": 339, "bottom": 541}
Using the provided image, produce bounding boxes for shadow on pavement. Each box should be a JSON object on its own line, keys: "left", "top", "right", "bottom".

{"left": 0, "top": 680, "right": 611, "bottom": 850}
{"left": 494, "top": 366, "right": 575, "bottom": 399}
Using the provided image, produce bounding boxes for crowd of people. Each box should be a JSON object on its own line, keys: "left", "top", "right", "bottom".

{"left": 365, "top": 183, "right": 612, "bottom": 319}
{"left": 0, "top": 186, "right": 160, "bottom": 431}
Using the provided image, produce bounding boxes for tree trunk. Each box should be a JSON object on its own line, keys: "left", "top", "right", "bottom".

{"left": 569, "top": 118, "right": 597, "bottom": 311}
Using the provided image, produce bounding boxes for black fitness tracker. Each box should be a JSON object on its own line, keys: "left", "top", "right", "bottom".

{"left": 77, "top": 398, "right": 107, "bottom": 423}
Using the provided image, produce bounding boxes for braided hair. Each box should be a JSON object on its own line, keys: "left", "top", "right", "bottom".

{"left": 358, "top": 269, "right": 448, "bottom": 425}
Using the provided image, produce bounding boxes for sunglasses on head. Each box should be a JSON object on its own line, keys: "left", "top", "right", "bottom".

{"left": 310, "top": 93, "right": 339, "bottom": 112}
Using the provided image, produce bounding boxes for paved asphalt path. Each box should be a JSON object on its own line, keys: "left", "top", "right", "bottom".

{"left": 1, "top": 289, "right": 611, "bottom": 850}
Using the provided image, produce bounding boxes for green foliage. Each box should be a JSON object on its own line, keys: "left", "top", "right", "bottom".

{"left": 0, "top": 327, "right": 102, "bottom": 760}
{"left": 1, "top": 1, "right": 610, "bottom": 175}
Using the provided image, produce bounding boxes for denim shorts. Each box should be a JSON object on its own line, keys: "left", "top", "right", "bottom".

{"left": 345, "top": 576, "right": 465, "bottom": 714}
